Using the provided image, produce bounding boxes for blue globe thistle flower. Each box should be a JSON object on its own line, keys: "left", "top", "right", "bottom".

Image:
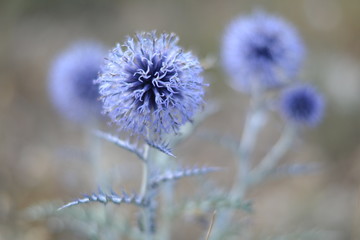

{"left": 48, "top": 42, "right": 105, "bottom": 123}
{"left": 221, "top": 11, "right": 305, "bottom": 92}
{"left": 97, "top": 31, "right": 205, "bottom": 142}
{"left": 280, "top": 84, "right": 325, "bottom": 126}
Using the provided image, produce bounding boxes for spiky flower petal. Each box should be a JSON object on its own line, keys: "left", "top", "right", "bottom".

{"left": 280, "top": 84, "right": 325, "bottom": 126}
{"left": 48, "top": 41, "right": 105, "bottom": 123}
{"left": 221, "top": 11, "right": 305, "bottom": 92}
{"left": 97, "top": 31, "right": 205, "bottom": 142}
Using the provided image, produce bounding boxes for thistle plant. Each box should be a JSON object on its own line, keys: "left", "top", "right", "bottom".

{"left": 204, "top": 11, "right": 325, "bottom": 239}
{"left": 54, "top": 31, "right": 218, "bottom": 240}
{"left": 30, "top": 10, "right": 327, "bottom": 240}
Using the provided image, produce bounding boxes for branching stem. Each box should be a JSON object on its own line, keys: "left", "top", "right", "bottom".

{"left": 212, "top": 89, "right": 266, "bottom": 240}
{"left": 230, "top": 92, "right": 266, "bottom": 200}
{"left": 249, "top": 125, "right": 297, "bottom": 186}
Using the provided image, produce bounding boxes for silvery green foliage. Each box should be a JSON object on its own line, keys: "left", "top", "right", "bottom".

{"left": 96, "top": 31, "right": 206, "bottom": 144}
{"left": 48, "top": 41, "right": 105, "bottom": 123}
{"left": 25, "top": 201, "right": 143, "bottom": 239}
{"left": 222, "top": 11, "right": 305, "bottom": 92}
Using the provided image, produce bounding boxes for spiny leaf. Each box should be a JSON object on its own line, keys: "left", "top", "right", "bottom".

{"left": 146, "top": 139, "right": 175, "bottom": 158}
{"left": 93, "top": 130, "right": 145, "bottom": 160}
{"left": 58, "top": 189, "right": 148, "bottom": 211}
{"left": 150, "top": 166, "right": 221, "bottom": 188}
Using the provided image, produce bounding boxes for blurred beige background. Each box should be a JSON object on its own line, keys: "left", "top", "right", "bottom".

{"left": 1, "top": 0, "right": 360, "bottom": 239}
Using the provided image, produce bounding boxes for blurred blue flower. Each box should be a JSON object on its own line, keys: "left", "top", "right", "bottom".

{"left": 49, "top": 41, "right": 105, "bottom": 123}
{"left": 221, "top": 11, "right": 305, "bottom": 92}
{"left": 97, "top": 31, "right": 205, "bottom": 141}
{"left": 280, "top": 84, "right": 325, "bottom": 126}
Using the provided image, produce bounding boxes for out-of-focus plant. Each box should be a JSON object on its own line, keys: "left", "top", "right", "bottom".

{"left": 204, "top": 11, "right": 325, "bottom": 240}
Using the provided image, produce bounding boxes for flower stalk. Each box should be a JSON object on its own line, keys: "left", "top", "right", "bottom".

{"left": 139, "top": 143, "right": 155, "bottom": 240}
{"left": 249, "top": 124, "right": 297, "bottom": 186}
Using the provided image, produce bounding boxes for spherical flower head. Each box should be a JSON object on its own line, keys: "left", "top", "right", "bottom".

{"left": 97, "top": 31, "right": 205, "bottom": 141}
{"left": 221, "top": 11, "right": 305, "bottom": 93}
{"left": 280, "top": 84, "right": 325, "bottom": 126}
{"left": 48, "top": 41, "right": 105, "bottom": 123}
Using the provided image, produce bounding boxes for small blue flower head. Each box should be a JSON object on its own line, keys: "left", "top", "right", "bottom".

{"left": 280, "top": 84, "right": 325, "bottom": 126}
{"left": 221, "top": 11, "right": 305, "bottom": 92}
{"left": 97, "top": 31, "right": 205, "bottom": 142}
{"left": 49, "top": 41, "right": 105, "bottom": 123}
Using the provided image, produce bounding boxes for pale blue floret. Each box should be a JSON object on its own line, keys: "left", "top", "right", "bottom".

{"left": 221, "top": 11, "right": 305, "bottom": 92}
{"left": 280, "top": 84, "right": 325, "bottom": 126}
{"left": 97, "top": 31, "right": 205, "bottom": 142}
{"left": 48, "top": 42, "right": 105, "bottom": 123}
